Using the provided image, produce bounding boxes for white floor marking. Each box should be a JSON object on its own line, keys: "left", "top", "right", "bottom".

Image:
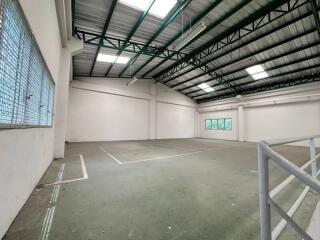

{"left": 43, "top": 155, "right": 88, "bottom": 186}
{"left": 120, "top": 151, "right": 203, "bottom": 164}
{"left": 99, "top": 146, "right": 123, "bottom": 164}
{"left": 40, "top": 164, "right": 65, "bottom": 240}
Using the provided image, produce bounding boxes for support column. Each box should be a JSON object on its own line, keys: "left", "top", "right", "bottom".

{"left": 149, "top": 83, "right": 157, "bottom": 140}
{"left": 54, "top": 38, "right": 83, "bottom": 159}
{"left": 238, "top": 105, "right": 244, "bottom": 142}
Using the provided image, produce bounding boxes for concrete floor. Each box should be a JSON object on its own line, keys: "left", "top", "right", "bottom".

{"left": 3, "top": 138, "right": 319, "bottom": 240}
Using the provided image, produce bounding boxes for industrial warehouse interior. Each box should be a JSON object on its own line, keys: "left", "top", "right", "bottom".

{"left": 1, "top": 0, "right": 320, "bottom": 239}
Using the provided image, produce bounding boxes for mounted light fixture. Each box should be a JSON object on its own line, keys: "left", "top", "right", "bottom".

{"left": 97, "top": 54, "right": 130, "bottom": 64}
{"left": 127, "top": 76, "right": 139, "bottom": 86}
{"left": 198, "top": 83, "right": 214, "bottom": 93}
{"left": 174, "top": 22, "right": 207, "bottom": 51}
{"left": 119, "top": 0, "right": 177, "bottom": 19}
{"left": 245, "top": 64, "right": 269, "bottom": 80}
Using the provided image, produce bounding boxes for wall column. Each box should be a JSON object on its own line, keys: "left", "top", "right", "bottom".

{"left": 149, "top": 83, "right": 157, "bottom": 140}
{"left": 238, "top": 104, "right": 244, "bottom": 142}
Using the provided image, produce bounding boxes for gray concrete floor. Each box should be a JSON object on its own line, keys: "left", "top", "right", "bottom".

{"left": 3, "top": 138, "right": 319, "bottom": 240}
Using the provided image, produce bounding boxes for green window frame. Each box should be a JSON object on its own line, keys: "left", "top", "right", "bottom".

{"left": 212, "top": 119, "right": 218, "bottom": 130}
{"left": 225, "top": 118, "right": 232, "bottom": 130}
{"left": 205, "top": 119, "right": 212, "bottom": 130}
{"left": 217, "top": 119, "right": 225, "bottom": 130}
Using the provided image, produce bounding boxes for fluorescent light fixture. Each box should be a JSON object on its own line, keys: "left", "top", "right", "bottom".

{"left": 127, "top": 76, "right": 139, "bottom": 86}
{"left": 119, "top": 0, "right": 177, "bottom": 19}
{"left": 174, "top": 22, "right": 207, "bottom": 51}
{"left": 245, "top": 65, "right": 265, "bottom": 75}
{"left": 204, "top": 87, "right": 214, "bottom": 93}
{"left": 198, "top": 83, "right": 210, "bottom": 89}
{"left": 251, "top": 71, "right": 269, "bottom": 80}
{"left": 97, "top": 54, "right": 130, "bottom": 64}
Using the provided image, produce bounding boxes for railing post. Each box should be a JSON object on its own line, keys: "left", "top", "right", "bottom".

{"left": 258, "top": 143, "right": 272, "bottom": 240}
{"left": 309, "top": 138, "right": 317, "bottom": 178}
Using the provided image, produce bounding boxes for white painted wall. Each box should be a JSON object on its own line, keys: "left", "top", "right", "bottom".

{"left": 67, "top": 78, "right": 197, "bottom": 142}
{"left": 198, "top": 83, "right": 320, "bottom": 146}
{"left": 0, "top": 1, "right": 62, "bottom": 238}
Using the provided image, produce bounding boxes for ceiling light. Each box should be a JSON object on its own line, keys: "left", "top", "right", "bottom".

{"left": 198, "top": 83, "right": 210, "bottom": 89}
{"left": 204, "top": 87, "right": 215, "bottom": 93}
{"left": 127, "top": 76, "right": 139, "bottom": 86}
{"left": 245, "top": 65, "right": 265, "bottom": 75}
{"left": 251, "top": 71, "right": 269, "bottom": 80}
{"left": 97, "top": 54, "right": 130, "bottom": 64}
{"left": 119, "top": 0, "right": 177, "bottom": 19}
{"left": 174, "top": 22, "right": 207, "bottom": 51}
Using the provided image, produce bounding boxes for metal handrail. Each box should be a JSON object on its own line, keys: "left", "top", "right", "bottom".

{"left": 258, "top": 135, "right": 320, "bottom": 240}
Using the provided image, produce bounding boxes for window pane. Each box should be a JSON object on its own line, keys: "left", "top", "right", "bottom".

{"left": 205, "top": 119, "right": 212, "bottom": 130}
{"left": 225, "top": 118, "right": 232, "bottom": 130}
{"left": 0, "top": 0, "right": 55, "bottom": 129}
{"left": 218, "top": 119, "right": 225, "bottom": 130}
{"left": 212, "top": 119, "right": 218, "bottom": 130}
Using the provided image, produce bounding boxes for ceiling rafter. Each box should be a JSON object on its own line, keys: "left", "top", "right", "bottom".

{"left": 198, "top": 72, "right": 320, "bottom": 103}
{"left": 195, "top": 63, "right": 320, "bottom": 101}
{"left": 163, "top": 3, "right": 312, "bottom": 85}
{"left": 153, "top": 0, "right": 305, "bottom": 82}
{"left": 172, "top": 24, "right": 317, "bottom": 91}
{"left": 309, "top": 0, "right": 320, "bottom": 39}
{"left": 182, "top": 41, "right": 319, "bottom": 95}
{"left": 132, "top": 0, "right": 224, "bottom": 78}
{"left": 88, "top": 0, "right": 117, "bottom": 76}
{"left": 117, "top": 0, "right": 192, "bottom": 77}
{"left": 104, "top": 0, "right": 156, "bottom": 77}
{"left": 138, "top": 0, "right": 251, "bottom": 77}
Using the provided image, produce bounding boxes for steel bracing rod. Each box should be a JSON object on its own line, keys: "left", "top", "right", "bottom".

{"left": 132, "top": 0, "right": 224, "bottom": 78}
{"left": 198, "top": 73, "right": 320, "bottom": 103}
{"left": 104, "top": 0, "right": 156, "bottom": 77}
{"left": 117, "top": 0, "right": 192, "bottom": 77}
{"left": 74, "top": 28, "right": 191, "bottom": 60}
{"left": 195, "top": 64, "right": 320, "bottom": 101}
{"left": 183, "top": 39, "right": 318, "bottom": 95}
{"left": 89, "top": 0, "right": 117, "bottom": 76}
{"left": 138, "top": 0, "right": 248, "bottom": 77}
{"left": 164, "top": 5, "right": 313, "bottom": 84}
{"left": 153, "top": 0, "right": 303, "bottom": 81}
{"left": 309, "top": 0, "right": 320, "bottom": 39}
{"left": 192, "top": 53, "right": 320, "bottom": 98}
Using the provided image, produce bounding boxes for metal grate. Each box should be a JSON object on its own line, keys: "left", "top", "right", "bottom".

{"left": 0, "top": 0, "right": 55, "bottom": 129}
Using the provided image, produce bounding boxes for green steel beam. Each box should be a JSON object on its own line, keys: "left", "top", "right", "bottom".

{"left": 197, "top": 73, "right": 320, "bottom": 103}
{"left": 118, "top": 0, "right": 192, "bottom": 77}
{"left": 171, "top": 25, "right": 316, "bottom": 90}
{"left": 72, "top": 0, "right": 75, "bottom": 36}
{"left": 89, "top": 0, "right": 117, "bottom": 76}
{"left": 194, "top": 62, "right": 320, "bottom": 99}
{"left": 136, "top": 0, "right": 242, "bottom": 77}
{"left": 135, "top": 0, "right": 224, "bottom": 78}
{"left": 182, "top": 41, "right": 318, "bottom": 95}
{"left": 104, "top": 0, "right": 156, "bottom": 77}
{"left": 153, "top": 0, "right": 291, "bottom": 80}
{"left": 309, "top": 0, "right": 320, "bottom": 39}
{"left": 162, "top": 1, "right": 311, "bottom": 84}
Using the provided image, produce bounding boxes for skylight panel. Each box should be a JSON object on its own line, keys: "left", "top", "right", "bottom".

{"left": 245, "top": 65, "right": 264, "bottom": 75}
{"left": 119, "top": 0, "right": 177, "bottom": 19}
{"left": 251, "top": 71, "right": 269, "bottom": 80}
{"left": 198, "top": 83, "right": 210, "bottom": 89}
{"left": 97, "top": 54, "right": 130, "bottom": 64}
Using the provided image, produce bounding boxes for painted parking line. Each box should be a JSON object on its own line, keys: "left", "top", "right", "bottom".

{"left": 39, "top": 164, "right": 65, "bottom": 240}
{"left": 42, "top": 154, "right": 88, "bottom": 187}
{"left": 99, "top": 146, "right": 122, "bottom": 164}
{"left": 120, "top": 150, "right": 204, "bottom": 164}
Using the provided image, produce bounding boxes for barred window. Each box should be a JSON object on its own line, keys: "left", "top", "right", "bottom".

{"left": 0, "top": 0, "right": 55, "bottom": 129}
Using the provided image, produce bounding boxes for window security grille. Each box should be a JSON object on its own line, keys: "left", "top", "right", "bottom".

{"left": 0, "top": 0, "right": 55, "bottom": 129}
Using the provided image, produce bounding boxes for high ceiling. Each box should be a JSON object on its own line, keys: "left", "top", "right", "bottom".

{"left": 72, "top": 0, "right": 320, "bottom": 103}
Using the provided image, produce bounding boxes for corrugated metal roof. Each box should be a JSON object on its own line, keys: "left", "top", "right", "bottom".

{"left": 73, "top": 0, "right": 320, "bottom": 102}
